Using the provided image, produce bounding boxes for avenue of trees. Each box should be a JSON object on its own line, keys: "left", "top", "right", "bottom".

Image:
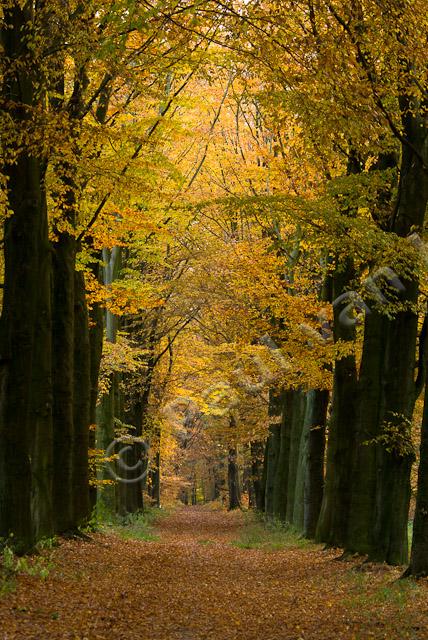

{"left": 1, "top": 0, "right": 428, "bottom": 578}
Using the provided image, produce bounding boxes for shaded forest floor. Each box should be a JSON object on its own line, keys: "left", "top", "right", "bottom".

{"left": 1, "top": 506, "right": 428, "bottom": 639}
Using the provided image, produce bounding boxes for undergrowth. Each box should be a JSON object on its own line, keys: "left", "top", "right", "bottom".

{"left": 105, "top": 507, "right": 169, "bottom": 542}
{"left": 0, "top": 537, "right": 56, "bottom": 596}
{"left": 232, "top": 512, "right": 318, "bottom": 552}
{"left": 344, "top": 570, "right": 419, "bottom": 611}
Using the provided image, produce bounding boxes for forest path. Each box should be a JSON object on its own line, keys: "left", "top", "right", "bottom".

{"left": 1, "top": 506, "right": 428, "bottom": 639}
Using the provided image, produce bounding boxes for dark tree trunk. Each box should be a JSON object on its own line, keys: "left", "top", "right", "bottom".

{"left": 242, "top": 447, "right": 253, "bottom": 507}
{"left": 191, "top": 481, "right": 197, "bottom": 506}
{"left": 228, "top": 446, "right": 241, "bottom": 510}
{"left": 303, "top": 389, "right": 329, "bottom": 538}
{"left": 49, "top": 40, "right": 89, "bottom": 532}
{"left": 118, "top": 397, "right": 145, "bottom": 514}
{"left": 51, "top": 234, "right": 75, "bottom": 532}
{"left": 316, "top": 258, "right": 358, "bottom": 547}
{"left": 348, "top": 105, "right": 428, "bottom": 565}
{"left": 250, "top": 440, "right": 266, "bottom": 511}
{"left": 116, "top": 315, "right": 158, "bottom": 514}
{"left": 88, "top": 260, "right": 104, "bottom": 511}
{"left": 117, "top": 350, "right": 154, "bottom": 515}
{"left": 72, "top": 269, "right": 91, "bottom": 525}
{"left": 0, "top": 4, "right": 53, "bottom": 550}
{"left": 151, "top": 451, "right": 161, "bottom": 508}
{"left": 272, "top": 390, "right": 293, "bottom": 521}
{"left": 370, "top": 289, "right": 418, "bottom": 564}
{"left": 247, "top": 477, "right": 256, "bottom": 508}
{"left": 346, "top": 310, "right": 385, "bottom": 556}
{"left": 407, "top": 361, "right": 428, "bottom": 576}
{"left": 286, "top": 391, "right": 307, "bottom": 527}
{"left": 96, "top": 248, "right": 121, "bottom": 513}
{"left": 264, "top": 390, "right": 283, "bottom": 516}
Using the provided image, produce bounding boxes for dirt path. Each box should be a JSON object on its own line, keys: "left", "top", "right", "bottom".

{"left": 1, "top": 506, "right": 428, "bottom": 639}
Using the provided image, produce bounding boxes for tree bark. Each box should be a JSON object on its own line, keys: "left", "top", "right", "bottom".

{"left": 303, "top": 389, "right": 329, "bottom": 538}
{"left": 151, "top": 451, "right": 161, "bottom": 508}
{"left": 286, "top": 391, "right": 307, "bottom": 527}
{"left": 272, "top": 390, "right": 293, "bottom": 521}
{"left": 228, "top": 446, "right": 241, "bottom": 510}
{"left": 316, "top": 258, "right": 358, "bottom": 547}
{"left": 88, "top": 255, "right": 104, "bottom": 511}
{"left": 348, "top": 105, "right": 428, "bottom": 564}
{"left": 264, "top": 390, "right": 283, "bottom": 516}
{"left": 407, "top": 359, "right": 428, "bottom": 576}
{"left": 72, "top": 269, "right": 91, "bottom": 525}
{"left": 250, "top": 440, "right": 266, "bottom": 511}
{"left": 51, "top": 233, "right": 75, "bottom": 532}
{"left": 0, "top": 4, "right": 53, "bottom": 550}
{"left": 96, "top": 247, "right": 121, "bottom": 513}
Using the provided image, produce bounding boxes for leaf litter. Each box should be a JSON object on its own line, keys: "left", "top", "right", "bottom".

{"left": 0, "top": 506, "right": 427, "bottom": 639}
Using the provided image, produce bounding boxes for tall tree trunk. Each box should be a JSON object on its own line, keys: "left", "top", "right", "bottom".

{"left": 151, "top": 451, "right": 161, "bottom": 508}
{"left": 369, "top": 291, "right": 418, "bottom": 564}
{"left": 272, "top": 390, "right": 293, "bottom": 521}
{"left": 117, "top": 345, "right": 155, "bottom": 515}
{"left": 407, "top": 340, "right": 428, "bottom": 576}
{"left": 0, "top": 4, "right": 53, "bottom": 550}
{"left": 117, "top": 396, "right": 145, "bottom": 514}
{"left": 316, "top": 258, "right": 358, "bottom": 547}
{"left": 242, "top": 445, "right": 253, "bottom": 507}
{"left": 303, "top": 388, "right": 329, "bottom": 538}
{"left": 286, "top": 391, "right": 307, "bottom": 526}
{"left": 88, "top": 256, "right": 104, "bottom": 511}
{"left": 228, "top": 446, "right": 241, "bottom": 510}
{"left": 72, "top": 269, "right": 91, "bottom": 525}
{"left": 345, "top": 310, "right": 385, "bottom": 556}
{"left": 348, "top": 107, "right": 427, "bottom": 564}
{"left": 250, "top": 440, "right": 266, "bottom": 511}
{"left": 96, "top": 247, "right": 121, "bottom": 513}
{"left": 293, "top": 392, "right": 311, "bottom": 531}
{"left": 51, "top": 234, "right": 75, "bottom": 532}
{"left": 264, "top": 390, "right": 283, "bottom": 516}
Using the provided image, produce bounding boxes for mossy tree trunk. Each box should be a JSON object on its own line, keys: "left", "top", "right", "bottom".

{"left": 264, "top": 390, "right": 284, "bottom": 516}
{"left": 316, "top": 258, "right": 358, "bottom": 547}
{"left": 286, "top": 391, "right": 307, "bottom": 527}
{"left": 375, "top": 111, "right": 427, "bottom": 565}
{"left": 347, "top": 104, "right": 427, "bottom": 565}
{"left": 303, "top": 389, "right": 329, "bottom": 538}
{"left": 272, "top": 390, "right": 293, "bottom": 521}
{"left": 292, "top": 393, "right": 311, "bottom": 532}
{"left": 96, "top": 247, "right": 121, "bottom": 513}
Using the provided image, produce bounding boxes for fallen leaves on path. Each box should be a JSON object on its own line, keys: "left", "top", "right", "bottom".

{"left": 0, "top": 506, "right": 428, "bottom": 639}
